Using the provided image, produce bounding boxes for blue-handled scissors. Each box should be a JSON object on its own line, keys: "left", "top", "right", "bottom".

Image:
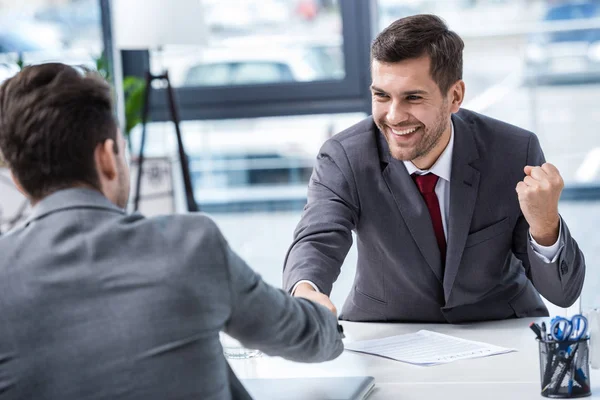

{"left": 551, "top": 314, "right": 588, "bottom": 342}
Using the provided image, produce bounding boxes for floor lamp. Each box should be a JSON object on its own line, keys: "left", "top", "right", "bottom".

{"left": 112, "top": 0, "right": 206, "bottom": 213}
{"left": 133, "top": 72, "right": 198, "bottom": 212}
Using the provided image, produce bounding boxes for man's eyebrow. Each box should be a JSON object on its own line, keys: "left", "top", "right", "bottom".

{"left": 369, "top": 86, "right": 429, "bottom": 96}
{"left": 370, "top": 85, "right": 387, "bottom": 93}
{"left": 402, "top": 89, "right": 428, "bottom": 96}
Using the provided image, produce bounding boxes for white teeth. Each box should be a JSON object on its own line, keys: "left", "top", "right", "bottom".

{"left": 391, "top": 127, "right": 418, "bottom": 136}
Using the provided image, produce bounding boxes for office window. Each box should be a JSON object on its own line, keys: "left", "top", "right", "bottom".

{"left": 0, "top": 0, "right": 104, "bottom": 82}
{"left": 151, "top": 0, "right": 345, "bottom": 88}
{"left": 122, "top": 1, "right": 372, "bottom": 121}
{"left": 130, "top": 112, "right": 365, "bottom": 211}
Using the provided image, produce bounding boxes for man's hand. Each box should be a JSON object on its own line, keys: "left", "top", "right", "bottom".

{"left": 516, "top": 163, "right": 563, "bottom": 246}
{"left": 293, "top": 282, "right": 338, "bottom": 316}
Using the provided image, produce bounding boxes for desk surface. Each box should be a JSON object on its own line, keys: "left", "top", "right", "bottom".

{"left": 229, "top": 318, "right": 599, "bottom": 399}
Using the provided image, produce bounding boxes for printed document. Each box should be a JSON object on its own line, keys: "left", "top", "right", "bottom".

{"left": 345, "top": 330, "right": 515, "bottom": 366}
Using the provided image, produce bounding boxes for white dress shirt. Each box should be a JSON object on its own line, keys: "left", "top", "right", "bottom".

{"left": 293, "top": 122, "right": 563, "bottom": 295}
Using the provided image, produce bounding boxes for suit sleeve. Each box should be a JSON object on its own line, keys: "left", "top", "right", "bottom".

{"left": 512, "top": 134, "right": 586, "bottom": 308}
{"left": 282, "top": 139, "right": 360, "bottom": 296}
{"left": 215, "top": 225, "right": 344, "bottom": 363}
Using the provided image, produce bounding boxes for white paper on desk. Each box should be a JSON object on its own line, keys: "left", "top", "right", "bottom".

{"left": 345, "top": 330, "right": 516, "bottom": 366}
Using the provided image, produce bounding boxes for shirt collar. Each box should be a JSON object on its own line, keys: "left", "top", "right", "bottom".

{"left": 403, "top": 121, "right": 454, "bottom": 182}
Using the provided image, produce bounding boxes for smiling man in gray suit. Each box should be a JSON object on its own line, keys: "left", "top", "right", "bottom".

{"left": 283, "top": 14, "right": 585, "bottom": 323}
{"left": 0, "top": 63, "right": 343, "bottom": 400}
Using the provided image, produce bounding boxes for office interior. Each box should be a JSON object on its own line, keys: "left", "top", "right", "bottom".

{"left": 0, "top": 0, "right": 599, "bottom": 398}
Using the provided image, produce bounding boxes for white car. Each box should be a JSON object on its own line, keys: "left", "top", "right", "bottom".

{"left": 181, "top": 47, "right": 330, "bottom": 87}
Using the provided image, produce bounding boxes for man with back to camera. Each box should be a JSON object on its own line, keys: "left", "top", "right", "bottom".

{"left": 0, "top": 63, "right": 344, "bottom": 400}
{"left": 284, "top": 14, "right": 585, "bottom": 323}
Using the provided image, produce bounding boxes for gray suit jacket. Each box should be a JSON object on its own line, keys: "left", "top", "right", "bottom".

{"left": 0, "top": 189, "right": 343, "bottom": 400}
{"left": 283, "top": 109, "right": 585, "bottom": 323}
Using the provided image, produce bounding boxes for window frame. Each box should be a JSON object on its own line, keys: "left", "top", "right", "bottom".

{"left": 120, "top": 0, "right": 375, "bottom": 121}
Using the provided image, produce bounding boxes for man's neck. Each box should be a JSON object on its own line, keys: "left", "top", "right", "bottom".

{"left": 30, "top": 183, "right": 100, "bottom": 207}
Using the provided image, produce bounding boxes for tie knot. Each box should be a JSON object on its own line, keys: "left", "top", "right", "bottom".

{"left": 412, "top": 173, "right": 439, "bottom": 194}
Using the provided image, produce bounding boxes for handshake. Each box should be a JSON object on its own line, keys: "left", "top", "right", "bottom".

{"left": 294, "top": 282, "right": 338, "bottom": 316}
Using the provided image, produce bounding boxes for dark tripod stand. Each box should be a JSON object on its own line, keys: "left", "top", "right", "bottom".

{"left": 133, "top": 71, "right": 198, "bottom": 212}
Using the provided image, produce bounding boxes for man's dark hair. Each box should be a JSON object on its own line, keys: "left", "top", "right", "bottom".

{"left": 371, "top": 14, "right": 464, "bottom": 94}
{"left": 0, "top": 62, "right": 118, "bottom": 199}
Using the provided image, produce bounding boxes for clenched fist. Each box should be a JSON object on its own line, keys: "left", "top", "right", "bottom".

{"left": 515, "top": 163, "right": 563, "bottom": 246}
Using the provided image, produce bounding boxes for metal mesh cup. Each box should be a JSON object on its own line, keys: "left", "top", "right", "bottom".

{"left": 539, "top": 338, "right": 591, "bottom": 398}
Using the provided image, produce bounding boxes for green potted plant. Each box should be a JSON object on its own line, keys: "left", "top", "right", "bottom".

{"left": 122, "top": 75, "right": 146, "bottom": 138}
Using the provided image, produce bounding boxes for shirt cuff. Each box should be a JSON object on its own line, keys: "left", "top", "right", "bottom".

{"left": 528, "top": 218, "right": 564, "bottom": 263}
{"left": 291, "top": 280, "right": 320, "bottom": 295}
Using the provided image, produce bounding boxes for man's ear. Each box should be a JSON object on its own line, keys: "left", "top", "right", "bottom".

{"left": 449, "top": 80, "right": 465, "bottom": 113}
{"left": 95, "top": 139, "right": 118, "bottom": 181}
{"left": 9, "top": 171, "right": 27, "bottom": 197}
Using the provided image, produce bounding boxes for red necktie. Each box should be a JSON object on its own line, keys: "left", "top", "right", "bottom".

{"left": 412, "top": 173, "right": 446, "bottom": 265}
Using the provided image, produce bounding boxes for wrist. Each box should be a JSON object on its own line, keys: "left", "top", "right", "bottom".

{"left": 293, "top": 282, "right": 317, "bottom": 297}
{"left": 530, "top": 216, "right": 560, "bottom": 246}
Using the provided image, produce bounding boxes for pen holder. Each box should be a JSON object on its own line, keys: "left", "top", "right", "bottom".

{"left": 538, "top": 338, "right": 591, "bottom": 398}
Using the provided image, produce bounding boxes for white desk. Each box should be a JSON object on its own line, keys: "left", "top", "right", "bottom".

{"left": 230, "top": 318, "right": 599, "bottom": 399}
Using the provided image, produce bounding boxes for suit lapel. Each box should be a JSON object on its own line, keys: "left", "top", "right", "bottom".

{"left": 443, "top": 113, "right": 480, "bottom": 301}
{"left": 379, "top": 133, "right": 443, "bottom": 283}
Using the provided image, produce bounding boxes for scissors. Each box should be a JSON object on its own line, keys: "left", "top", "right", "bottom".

{"left": 550, "top": 314, "right": 588, "bottom": 342}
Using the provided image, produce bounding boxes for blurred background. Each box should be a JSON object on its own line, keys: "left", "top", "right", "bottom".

{"left": 0, "top": 0, "right": 598, "bottom": 313}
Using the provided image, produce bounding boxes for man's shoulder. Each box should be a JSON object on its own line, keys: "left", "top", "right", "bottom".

{"left": 328, "top": 116, "right": 377, "bottom": 145}
{"left": 134, "top": 212, "right": 222, "bottom": 240}
{"left": 1, "top": 211, "right": 222, "bottom": 249}
{"left": 456, "top": 108, "right": 535, "bottom": 141}
{"left": 103, "top": 213, "right": 228, "bottom": 276}
{"left": 319, "top": 116, "right": 379, "bottom": 161}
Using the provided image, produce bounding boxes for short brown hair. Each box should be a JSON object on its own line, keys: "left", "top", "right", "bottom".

{"left": 371, "top": 14, "right": 464, "bottom": 94}
{"left": 0, "top": 63, "right": 118, "bottom": 199}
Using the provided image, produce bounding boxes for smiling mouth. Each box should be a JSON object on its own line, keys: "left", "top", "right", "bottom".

{"left": 390, "top": 126, "right": 420, "bottom": 136}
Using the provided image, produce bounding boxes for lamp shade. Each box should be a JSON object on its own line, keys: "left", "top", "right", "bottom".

{"left": 113, "top": 0, "right": 207, "bottom": 49}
